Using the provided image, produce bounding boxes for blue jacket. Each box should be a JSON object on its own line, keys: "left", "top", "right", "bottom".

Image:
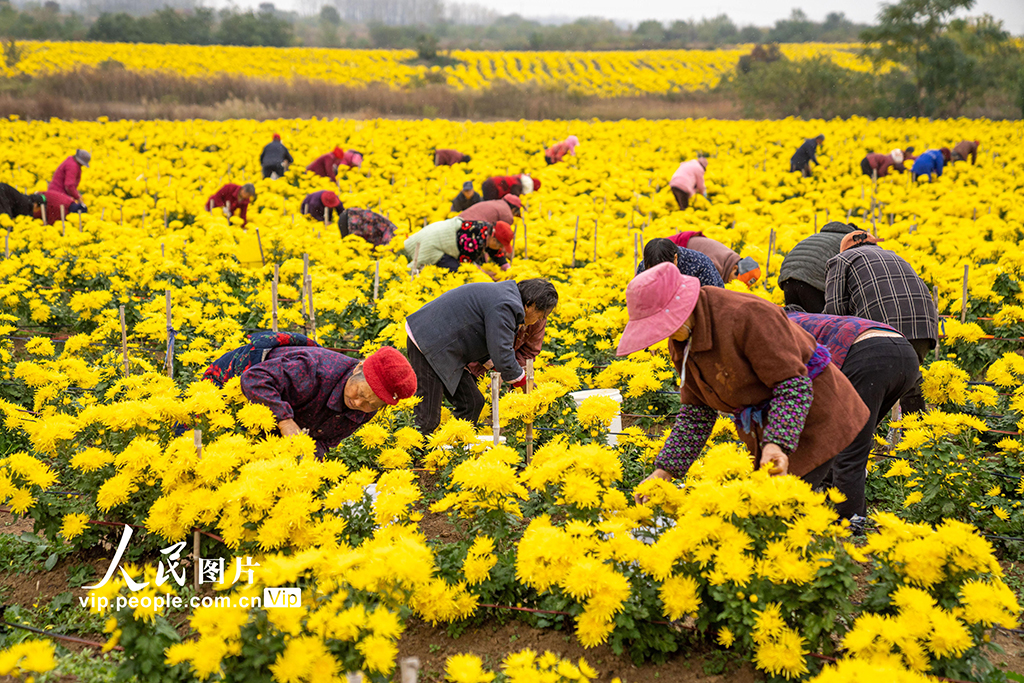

{"left": 407, "top": 281, "right": 525, "bottom": 394}
{"left": 912, "top": 150, "right": 944, "bottom": 178}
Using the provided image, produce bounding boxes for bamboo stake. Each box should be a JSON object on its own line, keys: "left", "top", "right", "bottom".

{"left": 412, "top": 243, "right": 421, "bottom": 277}
{"left": 525, "top": 359, "right": 535, "bottom": 464}
{"left": 193, "top": 428, "right": 202, "bottom": 592}
{"left": 593, "top": 219, "right": 598, "bottom": 263}
{"left": 814, "top": 213, "right": 817, "bottom": 234}
{"left": 119, "top": 305, "right": 129, "bottom": 376}
{"left": 307, "top": 274, "right": 317, "bottom": 342}
{"left": 301, "top": 254, "right": 310, "bottom": 333}
{"left": 933, "top": 285, "right": 941, "bottom": 363}
{"left": 161, "top": 243, "right": 165, "bottom": 257}
{"left": 372, "top": 260, "right": 380, "bottom": 301}
{"left": 960, "top": 264, "right": 969, "bottom": 323}
{"left": 78, "top": 211, "right": 82, "bottom": 233}
{"left": 120, "top": 206, "right": 124, "bottom": 227}
{"left": 765, "top": 228, "right": 776, "bottom": 281}
{"left": 4, "top": 230, "right": 8, "bottom": 259}
{"left": 522, "top": 216, "right": 528, "bottom": 259}
{"left": 633, "top": 233, "right": 639, "bottom": 273}
{"left": 571, "top": 216, "right": 579, "bottom": 267}
{"left": 491, "top": 372, "right": 500, "bottom": 446}
{"left": 256, "top": 228, "right": 266, "bottom": 266}
{"left": 272, "top": 264, "right": 279, "bottom": 333}
{"left": 165, "top": 291, "right": 173, "bottom": 378}
{"left": 60, "top": 204, "right": 65, "bottom": 235}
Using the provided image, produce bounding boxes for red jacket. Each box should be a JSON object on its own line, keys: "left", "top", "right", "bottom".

{"left": 435, "top": 148, "right": 466, "bottom": 165}
{"left": 487, "top": 176, "right": 522, "bottom": 198}
{"left": 48, "top": 156, "right": 82, "bottom": 201}
{"left": 865, "top": 153, "right": 897, "bottom": 178}
{"left": 207, "top": 184, "right": 250, "bottom": 224}
{"left": 41, "top": 191, "right": 77, "bottom": 225}
{"left": 306, "top": 153, "right": 339, "bottom": 181}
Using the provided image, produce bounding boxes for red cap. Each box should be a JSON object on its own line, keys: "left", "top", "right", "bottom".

{"left": 332, "top": 146, "right": 345, "bottom": 160}
{"left": 503, "top": 194, "right": 522, "bottom": 210}
{"left": 532, "top": 178, "right": 541, "bottom": 191}
{"left": 272, "top": 133, "right": 281, "bottom": 141}
{"left": 321, "top": 191, "right": 340, "bottom": 208}
{"left": 363, "top": 347, "right": 417, "bottom": 405}
{"left": 492, "top": 221, "right": 513, "bottom": 254}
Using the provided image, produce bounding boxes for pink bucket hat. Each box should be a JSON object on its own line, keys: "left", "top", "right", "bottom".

{"left": 617, "top": 263, "right": 701, "bottom": 356}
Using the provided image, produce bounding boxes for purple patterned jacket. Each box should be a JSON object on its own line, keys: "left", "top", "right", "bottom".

{"left": 239, "top": 347, "right": 373, "bottom": 459}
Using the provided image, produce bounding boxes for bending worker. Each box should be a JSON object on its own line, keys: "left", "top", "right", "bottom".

{"left": 204, "top": 332, "right": 416, "bottom": 460}
{"left": 790, "top": 134, "right": 824, "bottom": 178}
{"left": 481, "top": 174, "right": 538, "bottom": 201}
{"left": 49, "top": 149, "right": 90, "bottom": 204}
{"left": 668, "top": 157, "right": 707, "bottom": 210}
{"left": 668, "top": 231, "right": 759, "bottom": 286}
{"left": 544, "top": 136, "right": 579, "bottom": 165}
{"left": 403, "top": 217, "right": 513, "bottom": 274}
{"left": 635, "top": 238, "right": 724, "bottom": 288}
{"left": 406, "top": 278, "right": 558, "bottom": 434}
{"left": 450, "top": 182, "right": 482, "bottom": 213}
{"left": 260, "top": 134, "right": 294, "bottom": 179}
{"left": 207, "top": 183, "right": 256, "bottom": 226}
{"left": 778, "top": 221, "right": 859, "bottom": 313}
{"left": 301, "top": 190, "right": 343, "bottom": 223}
{"left": 619, "top": 263, "right": 869, "bottom": 495}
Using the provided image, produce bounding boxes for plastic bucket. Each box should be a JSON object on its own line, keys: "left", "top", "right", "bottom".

{"left": 569, "top": 388, "right": 623, "bottom": 446}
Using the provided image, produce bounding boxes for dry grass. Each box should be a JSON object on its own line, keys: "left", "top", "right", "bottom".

{"left": 0, "top": 67, "right": 741, "bottom": 121}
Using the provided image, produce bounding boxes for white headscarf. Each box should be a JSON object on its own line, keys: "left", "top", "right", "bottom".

{"left": 890, "top": 149, "right": 905, "bottom": 164}
{"left": 520, "top": 174, "right": 534, "bottom": 194}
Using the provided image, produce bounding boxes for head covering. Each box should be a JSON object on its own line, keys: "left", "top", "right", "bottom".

{"left": 840, "top": 231, "right": 880, "bottom": 252}
{"left": 735, "top": 257, "right": 761, "bottom": 286}
{"left": 503, "top": 194, "right": 522, "bottom": 210}
{"left": 74, "top": 150, "right": 91, "bottom": 167}
{"left": 520, "top": 175, "right": 535, "bottom": 194}
{"left": 566, "top": 135, "right": 579, "bottom": 154}
{"left": 890, "top": 149, "right": 904, "bottom": 164}
{"left": 241, "top": 183, "right": 256, "bottom": 200}
{"left": 940, "top": 147, "right": 951, "bottom": 162}
{"left": 462, "top": 181, "right": 474, "bottom": 191}
{"left": 321, "top": 191, "right": 340, "bottom": 208}
{"left": 346, "top": 150, "right": 364, "bottom": 167}
{"left": 362, "top": 346, "right": 416, "bottom": 406}
{"left": 272, "top": 133, "right": 281, "bottom": 141}
{"left": 462, "top": 154, "right": 472, "bottom": 162}
{"left": 697, "top": 157, "right": 709, "bottom": 168}
{"left": 492, "top": 221, "right": 514, "bottom": 254}
{"left": 616, "top": 263, "right": 701, "bottom": 357}
{"left": 332, "top": 146, "right": 345, "bottom": 159}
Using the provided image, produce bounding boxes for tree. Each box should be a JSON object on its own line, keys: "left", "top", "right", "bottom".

{"left": 319, "top": 5, "right": 340, "bottom": 25}
{"left": 633, "top": 20, "right": 665, "bottom": 47}
{"left": 859, "top": 0, "right": 1005, "bottom": 114}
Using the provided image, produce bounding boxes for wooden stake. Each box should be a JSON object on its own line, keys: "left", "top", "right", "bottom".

{"left": 119, "top": 305, "right": 129, "bottom": 376}
{"left": 633, "top": 233, "right": 639, "bottom": 273}
{"left": 373, "top": 260, "right": 380, "bottom": 301}
{"left": 765, "top": 228, "right": 776, "bottom": 281}
{"left": 255, "top": 229, "right": 266, "bottom": 266}
{"left": 163, "top": 208, "right": 168, "bottom": 229}
{"left": 120, "top": 206, "right": 124, "bottom": 227}
{"left": 814, "top": 213, "right": 817, "bottom": 234}
{"left": 412, "top": 243, "right": 421, "bottom": 277}
{"left": 272, "top": 264, "right": 279, "bottom": 333}
{"left": 525, "top": 359, "right": 535, "bottom": 464}
{"left": 78, "top": 212, "right": 82, "bottom": 233}
{"left": 164, "top": 290, "right": 173, "bottom": 378}
{"left": 306, "top": 275, "right": 317, "bottom": 342}
{"left": 4, "top": 230, "right": 8, "bottom": 259}
{"left": 933, "top": 284, "right": 941, "bottom": 362}
{"left": 193, "top": 429, "right": 202, "bottom": 592}
{"left": 593, "top": 220, "right": 598, "bottom": 263}
{"left": 491, "top": 372, "right": 500, "bottom": 446}
{"left": 522, "top": 216, "right": 528, "bottom": 259}
{"left": 960, "top": 264, "right": 969, "bottom": 323}
{"left": 60, "top": 204, "right": 65, "bottom": 235}
{"left": 400, "top": 658, "right": 420, "bottom": 683}
{"left": 301, "top": 254, "right": 310, "bottom": 331}
{"left": 161, "top": 243, "right": 165, "bottom": 257}
{"left": 571, "top": 216, "right": 579, "bottom": 267}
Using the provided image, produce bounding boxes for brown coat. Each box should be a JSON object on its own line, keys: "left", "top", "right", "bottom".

{"left": 669, "top": 287, "right": 869, "bottom": 476}
{"left": 687, "top": 235, "right": 742, "bottom": 283}
{"left": 952, "top": 140, "right": 978, "bottom": 164}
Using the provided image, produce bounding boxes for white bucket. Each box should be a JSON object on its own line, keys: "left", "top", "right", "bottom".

{"left": 569, "top": 388, "right": 623, "bottom": 446}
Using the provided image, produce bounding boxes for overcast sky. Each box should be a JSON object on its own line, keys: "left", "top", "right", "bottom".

{"left": 484, "top": 0, "right": 1024, "bottom": 34}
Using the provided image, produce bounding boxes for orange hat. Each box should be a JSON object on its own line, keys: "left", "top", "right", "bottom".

{"left": 492, "top": 221, "right": 514, "bottom": 254}
{"left": 735, "top": 257, "right": 760, "bottom": 286}
{"left": 362, "top": 347, "right": 416, "bottom": 405}
{"left": 840, "top": 231, "right": 881, "bottom": 252}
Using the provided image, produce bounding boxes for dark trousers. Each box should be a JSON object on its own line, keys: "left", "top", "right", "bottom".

{"left": 860, "top": 158, "right": 874, "bottom": 177}
{"left": 671, "top": 187, "right": 691, "bottom": 210}
{"left": 899, "top": 338, "right": 933, "bottom": 414}
{"left": 481, "top": 179, "right": 499, "bottom": 201}
{"left": 435, "top": 255, "right": 461, "bottom": 271}
{"left": 791, "top": 161, "right": 812, "bottom": 177}
{"left": 781, "top": 279, "right": 827, "bottom": 313}
{"left": 262, "top": 163, "right": 285, "bottom": 179}
{"left": 407, "top": 337, "right": 485, "bottom": 435}
{"left": 831, "top": 337, "right": 921, "bottom": 518}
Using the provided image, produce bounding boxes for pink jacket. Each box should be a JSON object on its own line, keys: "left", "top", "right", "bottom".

{"left": 48, "top": 156, "right": 82, "bottom": 200}
{"left": 545, "top": 136, "right": 579, "bottom": 163}
{"left": 669, "top": 160, "right": 706, "bottom": 195}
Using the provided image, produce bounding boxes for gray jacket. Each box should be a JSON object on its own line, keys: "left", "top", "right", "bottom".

{"left": 779, "top": 222, "right": 858, "bottom": 291}
{"left": 406, "top": 281, "right": 525, "bottom": 394}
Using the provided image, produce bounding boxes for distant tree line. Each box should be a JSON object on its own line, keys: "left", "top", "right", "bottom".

{"left": 0, "top": 1, "right": 877, "bottom": 50}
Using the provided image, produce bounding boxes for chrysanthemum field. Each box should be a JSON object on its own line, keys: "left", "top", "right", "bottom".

{"left": 0, "top": 115, "right": 1022, "bottom": 682}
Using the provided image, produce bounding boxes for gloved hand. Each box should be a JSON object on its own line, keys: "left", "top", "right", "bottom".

{"left": 512, "top": 376, "right": 527, "bottom": 389}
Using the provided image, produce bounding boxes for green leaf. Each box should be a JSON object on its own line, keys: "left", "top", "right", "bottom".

{"left": 44, "top": 552, "right": 58, "bottom": 571}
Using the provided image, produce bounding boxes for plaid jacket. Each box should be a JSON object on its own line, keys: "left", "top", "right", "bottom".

{"left": 824, "top": 246, "right": 938, "bottom": 347}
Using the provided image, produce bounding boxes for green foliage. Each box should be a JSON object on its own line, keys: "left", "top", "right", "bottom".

{"left": 730, "top": 55, "right": 874, "bottom": 119}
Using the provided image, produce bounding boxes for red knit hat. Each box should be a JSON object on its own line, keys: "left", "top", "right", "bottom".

{"left": 321, "top": 191, "right": 341, "bottom": 208}
{"left": 332, "top": 146, "right": 345, "bottom": 160}
{"left": 363, "top": 347, "right": 416, "bottom": 405}
{"left": 272, "top": 133, "right": 281, "bottom": 141}
{"left": 492, "top": 221, "right": 514, "bottom": 254}
{"left": 532, "top": 178, "right": 541, "bottom": 191}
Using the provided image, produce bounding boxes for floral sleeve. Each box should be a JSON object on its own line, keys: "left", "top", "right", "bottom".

{"left": 655, "top": 404, "right": 717, "bottom": 478}
{"left": 456, "top": 221, "right": 487, "bottom": 263}
{"left": 763, "top": 375, "right": 813, "bottom": 453}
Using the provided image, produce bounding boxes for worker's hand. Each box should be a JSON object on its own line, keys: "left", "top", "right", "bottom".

{"left": 222, "top": 207, "right": 232, "bottom": 218}
{"left": 278, "top": 419, "right": 302, "bottom": 437}
{"left": 760, "top": 443, "right": 789, "bottom": 476}
{"left": 634, "top": 469, "right": 673, "bottom": 504}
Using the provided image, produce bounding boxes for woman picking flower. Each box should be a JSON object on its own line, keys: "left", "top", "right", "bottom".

{"left": 617, "top": 263, "right": 869, "bottom": 500}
